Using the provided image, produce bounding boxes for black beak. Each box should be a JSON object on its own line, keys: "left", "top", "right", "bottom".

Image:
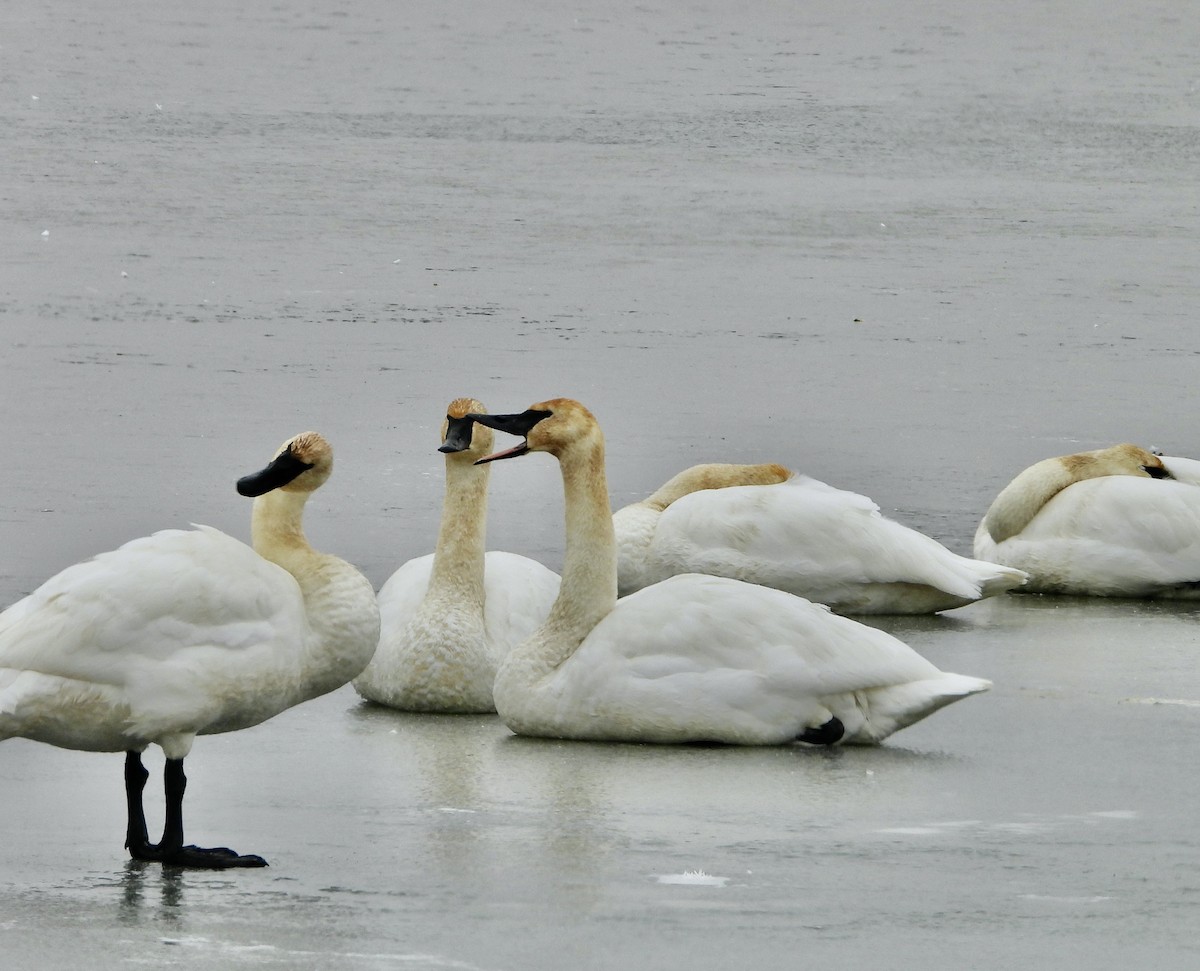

{"left": 1143, "top": 465, "right": 1173, "bottom": 480}
{"left": 438, "top": 415, "right": 476, "bottom": 454}
{"left": 236, "top": 446, "right": 314, "bottom": 496}
{"left": 466, "top": 409, "right": 552, "bottom": 465}
{"left": 467, "top": 409, "right": 551, "bottom": 438}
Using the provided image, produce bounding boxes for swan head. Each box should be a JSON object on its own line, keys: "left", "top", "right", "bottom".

{"left": 982, "top": 442, "right": 1174, "bottom": 543}
{"left": 236, "top": 431, "right": 333, "bottom": 497}
{"left": 1066, "top": 443, "right": 1172, "bottom": 480}
{"left": 469, "top": 398, "right": 600, "bottom": 464}
{"left": 437, "top": 397, "right": 494, "bottom": 460}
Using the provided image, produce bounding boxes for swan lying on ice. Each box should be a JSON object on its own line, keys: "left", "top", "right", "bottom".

{"left": 974, "top": 443, "right": 1200, "bottom": 598}
{"left": 353, "top": 398, "right": 559, "bottom": 713}
{"left": 455, "top": 398, "right": 990, "bottom": 746}
{"left": 614, "top": 461, "right": 1026, "bottom": 613}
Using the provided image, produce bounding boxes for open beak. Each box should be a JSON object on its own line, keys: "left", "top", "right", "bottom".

{"left": 474, "top": 441, "right": 530, "bottom": 465}
{"left": 467, "top": 409, "right": 551, "bottom": 465}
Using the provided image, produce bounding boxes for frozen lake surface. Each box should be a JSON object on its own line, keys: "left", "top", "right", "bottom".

{"left": 3, "top": 1, "right": 1199, "bottom": 967}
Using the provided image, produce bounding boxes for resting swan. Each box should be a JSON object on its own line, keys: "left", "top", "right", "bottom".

{"left": 614, "top": 462, "right": 1027, "bottom": 613}
{"left": 973, "top": 443, "right": 1200, "bottom": 597}
{"left": 0, "top": 432, "right": 380, "bottom": 868}
{"left": 353, "top": 398, "right": 560, "bottom": 712}
{"left": 455, "top": 398, "right": 990, "bottom": 746}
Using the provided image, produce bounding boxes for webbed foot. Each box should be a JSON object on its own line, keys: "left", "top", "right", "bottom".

{"left": 128, "top": 841, "right": 268, "bottom": 869}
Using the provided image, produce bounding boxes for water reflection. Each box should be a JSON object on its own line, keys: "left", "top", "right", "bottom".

{"left": 117, "top": 860, "right": 185, "bottom": 924}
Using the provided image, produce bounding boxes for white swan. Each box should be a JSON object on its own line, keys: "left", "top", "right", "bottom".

{"left": 0, "top": 431, "right": 380, "bottom": 868}
{"left": 973, "top": 443, "right": 1200, "bottom": 597}
{"left": 466, "top": 398, "right": 990, "bottom": 746}
{"left": 353, "top": 398, "right": 560, "bottom": 713}
{"left": 614, "top": 462, "right": 1027, "bottom": 613}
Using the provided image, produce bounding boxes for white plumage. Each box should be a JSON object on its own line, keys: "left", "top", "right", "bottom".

{"left": 615, "top": 463, "right": 1027, "bottom": 613}
{"left": 471, "top": 398, "right": 991, "bottom": 746}
{"left": 0, "top": 431, "right": 380, "bottom": 868}
{"left": 354, "top": 398, "right": 559, "bottom": 713}
{"left": 974, "top": 443, "right": 1200, "bottom": 597}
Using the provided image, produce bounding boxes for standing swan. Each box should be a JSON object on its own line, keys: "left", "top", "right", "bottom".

{"left": 973, "top": 444, "right": 1200, "bottom": 597}
{"left": 353, "top": 398, "right": 559, "bottom": 712}
{"left": 459, "top": 399, "right": 990, "bottom": 746}
{"left": 615, "top": 462, "right": 1027, "bottom": 613}
{"left": 0, "top": 432, "right": 380, "bottom": 868}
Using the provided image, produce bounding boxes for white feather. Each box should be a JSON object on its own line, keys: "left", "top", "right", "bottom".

{"left": 617, "top": 469, "right": 1026, "bottom": 613}
{"left": 0, "top": 433, "right": 380, "bottom": 762}
{"left": 974, "top": 445, "right": 1200, "bottom": 597}
{"left": 481, "top": 399, "right": 990, "bottom": 746}
{"left": 353, "top": 400, "right": 559, "bottom": 712}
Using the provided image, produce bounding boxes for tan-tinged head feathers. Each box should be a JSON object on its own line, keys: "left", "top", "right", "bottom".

{"left": 985, "top": 443, "right": 1166, "bottom": 543}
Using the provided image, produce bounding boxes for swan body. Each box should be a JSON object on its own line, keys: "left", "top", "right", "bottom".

{"left": 0, "top": 431, "right": 380, "bottom": 867}
{"left": 467, "top": 399, "right": 990, "bottom": 746}
{"left": 353, "top": 398, "right": 559, "bottom": 713}
{"left": 974, "top": 444, "right": 1200, "bottom": 597}
{"left": 615, "top": 464, "right": 1027, "bottom": 614}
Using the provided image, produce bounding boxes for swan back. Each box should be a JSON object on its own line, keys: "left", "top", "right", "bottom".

{"left": 617, "top": 469, "right": 1027, "bottom": 612}
{"left": 614, "top": 462, "right": 790, "bottom": 596}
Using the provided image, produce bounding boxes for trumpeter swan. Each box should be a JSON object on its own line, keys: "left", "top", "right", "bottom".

{"left": 353, "top": 398, "right": 559, "bottom": 712}
{"left": 614, "top": 462, "right": 1027, "bottom": 613}
{"left": 974, "top": 444, "right": 1200, "bottom": 597}
{"left": 458, "top": 398, "right": 990, "bottom": 746}
{"left": 0, "top": 431, "right": 380, "bottom": 868}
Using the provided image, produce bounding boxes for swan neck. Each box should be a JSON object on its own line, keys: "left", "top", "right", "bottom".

{"left": 427, "top": 458, "right": 489, "bottom": 605}
{"left": 543, "top": 438, "right": 618, "bottom": 651}
{"left": 643, "top": 462, "right": 792, "bottom": 511}
{"left": 251, "top": 487, "right": 379, "bottom": 702}
{"left": 983, "top": 457, "right": 1083, "bottom": 543}
{"left": 250, "top": 489, "right": 316, "bottom": 571}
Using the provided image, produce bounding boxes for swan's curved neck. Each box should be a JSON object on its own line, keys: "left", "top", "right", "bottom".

{"left": 983, "top": 448, "right": 1154, "bottom": 543}
{"left": 983, "top": 459, "right": 1077, "bottom": 543}
{"left": 426, "top": 459, "right": 490, "bottom": 606}
{"left": 250, "top": 489, "right": 316, "bottom": 572}
{"left": 250, "top": 487, "right": 378, "bottom": 702}
{"left": 535, "top": 437, "right": 617, "bottom": 666}
{"left": 642, "top": 462, "right": 791, "bottom": 511}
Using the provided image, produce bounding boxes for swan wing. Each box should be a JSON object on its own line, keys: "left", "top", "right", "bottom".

{"left": 645, "top": 476, "right": 1005, "bottom": 601}
{"left": 518, "top": 574, "right": 982, "bottom": 744}
{"left": 480, "top": 551, "right": 561, "bottom": 657}
{"left": 0, "top": 526, "right": 307, "bottom": 745}
{"left": 375, "top": 553, "right": 436, "bottom": 642}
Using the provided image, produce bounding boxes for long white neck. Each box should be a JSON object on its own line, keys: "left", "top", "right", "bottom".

{"left": 519, "top": 437, "right": 617, "bottom": 677}
{"left": 425, "top": 457, "right": 489, "bottom": 609}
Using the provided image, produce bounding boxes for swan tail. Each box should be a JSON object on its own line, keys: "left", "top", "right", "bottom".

{"left": 976, "top": 563, "right": 1029, "bottom": 597}
{"left": 842, "top": 673, "right": 992, "bottom": 743}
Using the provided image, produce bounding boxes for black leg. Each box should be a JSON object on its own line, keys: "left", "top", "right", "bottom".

{"left": 797, "top": 715, "right": 845, "bottom": 746}
{"left": 124, "top": 751, "right": 152, "bottom": 858}
{"left": 122, "top": 753, "right": 268, "bottom": 869}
